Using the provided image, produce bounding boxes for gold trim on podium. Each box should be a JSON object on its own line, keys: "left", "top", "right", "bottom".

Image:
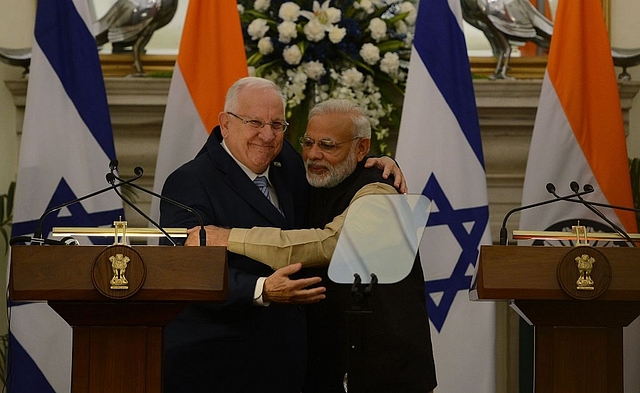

{"left": 53, "top": 226, "right": 187, "bottom": 237}
{"left": 512, "top": 230, "right": 640, "bottom": 242}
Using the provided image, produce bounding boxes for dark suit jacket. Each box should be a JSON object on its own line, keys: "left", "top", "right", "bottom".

{"left": 303, "top": 162, "right": 437, "bottom": 393}
{"left": 160, "top": 127, "right": 309, "bottom": 393}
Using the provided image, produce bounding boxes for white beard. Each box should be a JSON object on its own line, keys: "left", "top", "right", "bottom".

{"left": 306, "top": 147, "right": 358, "bottom": 188}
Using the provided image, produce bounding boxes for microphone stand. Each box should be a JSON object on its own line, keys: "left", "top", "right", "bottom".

{"left": 550, "top": 182, "right": 636, "bottom": 246}
{"left": 109, "top": 165, "right": 207, "bottom": 246}
{"left": 499, "top": 184, "right": 595, "bottom": 245}
{"left": 28, "top": 166, "right": 144, "bottom": 245}
{"left": 106, "top": 173, "right": 177, "bottom": 246}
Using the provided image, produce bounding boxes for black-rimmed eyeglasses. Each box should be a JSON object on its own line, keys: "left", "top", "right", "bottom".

{"left": 227, "top": 112, "right": 288, "bottom": 132}
{"left": 299, "top": 136, "right": 361, "bottom": 153}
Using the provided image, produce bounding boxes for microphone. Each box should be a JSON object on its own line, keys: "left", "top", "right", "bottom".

{"left": 560, "top": 183, "right": 640, "bottom": 214}
{"left": 23, "top": 164, "right": 145, "bottom": 245}
{"left": 108, "top": 161, "right": 207, "bottom": 246}
{"left": 548, "top": 181, "right": 636, "bottom": 246}
{"left": 105, "top": 172, "right": 178, "bottom": 246}
{"left": 499, "top": 183, "right": 595, "bottom": 245}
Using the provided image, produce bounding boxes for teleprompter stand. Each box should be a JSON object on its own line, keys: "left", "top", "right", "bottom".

{"left": 328, "top": 195, "right": 431, "bottom": 393}
{"left": 346, "top": 273, "right": 378, "bottom": 393}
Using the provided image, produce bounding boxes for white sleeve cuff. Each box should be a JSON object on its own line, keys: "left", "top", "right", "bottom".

{"left": 253, "top": 276, "right": 270, "bottom": 307}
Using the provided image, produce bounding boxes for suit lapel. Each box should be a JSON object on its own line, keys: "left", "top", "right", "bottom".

{"left": 207, "top": 135, "right": 290, "bottom": 227}
{"left": 269, "top": 160, "right": 295, "bottom": 227}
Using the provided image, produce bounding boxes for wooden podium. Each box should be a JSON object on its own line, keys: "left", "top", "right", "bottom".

{"left": 474, "top": 245, "right": 640, "bottom": 393}
{"left": 9, "top": 245, "right": 228, "bottom": 393}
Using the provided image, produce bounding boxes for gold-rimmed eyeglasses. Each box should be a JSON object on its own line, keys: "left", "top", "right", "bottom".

{"left": 299, "top": 136, "right": 361, "bottom": 153}
{"left": 227, "top": 112, "right": 289, "bottom": 133}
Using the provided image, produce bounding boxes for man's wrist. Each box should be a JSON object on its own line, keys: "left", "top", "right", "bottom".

{"left": 253, "top": 276, "right": 270, "bottom": 307}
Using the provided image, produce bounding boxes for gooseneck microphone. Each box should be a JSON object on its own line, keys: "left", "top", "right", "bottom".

{"left": 547, "top": 181, "right": 636, "bottom": 246}
{"left": 23, "top": 164, "right": 145, "bottom": 245}
{"left": 561, "top": 184, "right": 640, "bottom": 214}
{"left": 105, "top": 172, "right": 178, "bottom": 246}
{"left": 108, "top": 161, "right": 207, "bottom": 246}
{"left": 499, "top": 183, "right": 595, "bottom": 245}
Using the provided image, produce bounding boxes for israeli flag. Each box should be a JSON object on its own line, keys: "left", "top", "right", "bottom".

{"left": 395, "top": 0, "right": 496, "bottom": 391}
{"left": 8, "top": 0, "right": 124, "bottom": 391}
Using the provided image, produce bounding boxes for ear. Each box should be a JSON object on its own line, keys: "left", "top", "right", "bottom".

{"left": 219, "top": 112, "right": 230, "bottom": 138}
{"left": 356, "top": 138, "right": 371, "bottom": 162}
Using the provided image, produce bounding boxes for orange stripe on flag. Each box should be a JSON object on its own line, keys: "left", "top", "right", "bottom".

{"left": 547, "top": 0, "right": 637, "bottom": 232}
{"left": 179, "top": 0, "right": 248, "bottom": 133}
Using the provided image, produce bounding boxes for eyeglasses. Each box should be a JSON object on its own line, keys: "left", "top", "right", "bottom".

{"left": 299, "top": 136, "right": 360, "bottom": 153}
{"left": 227, "top": 112, "right": 288, "bottom": 132}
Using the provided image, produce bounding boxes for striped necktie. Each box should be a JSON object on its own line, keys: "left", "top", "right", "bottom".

{"left": 253, "top": 176, "right": 270, "bottom": 199}
{"left": 254, "top": 176, "right": 283, "bottom": 215}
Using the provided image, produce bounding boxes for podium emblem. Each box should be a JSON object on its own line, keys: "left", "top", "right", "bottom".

{"left": 109, "top": 253, "right": 130, "bottom": 289}
{"left": 575, "top": 254, "right": 596, "bottom": 290}
{"left": 557, "top": 246, "right": 611, "bottom": 300}
{"left": 92, "top": 245, "right": 146, "bottom": 299}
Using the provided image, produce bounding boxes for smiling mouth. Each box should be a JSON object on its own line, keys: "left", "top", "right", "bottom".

{"left": 251, "top": 142, "right": 274, "bottom": 147}
{"left": 307, "top": 164, "right": 328, "bottom": 174}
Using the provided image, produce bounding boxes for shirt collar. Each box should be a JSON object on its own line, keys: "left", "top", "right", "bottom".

{"left": 221, "top": 140, "right": 272, "bottom": 183}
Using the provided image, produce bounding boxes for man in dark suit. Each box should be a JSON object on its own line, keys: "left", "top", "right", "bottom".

{"left": 187, "top": 99, "right": 437, "bottom": 393}
{"left": 160, "top": 77, "right": 326, "bottom": 393}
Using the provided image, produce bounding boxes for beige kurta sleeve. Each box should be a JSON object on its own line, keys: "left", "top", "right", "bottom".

{"left": 227, "top": 182, "right": 398, "bottom": 270}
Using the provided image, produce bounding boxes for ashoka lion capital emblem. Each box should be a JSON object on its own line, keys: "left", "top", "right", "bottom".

{"left": 575, "top": 253, "right": 596, "bottom": 291}
{"left": 110, "top": 253, "right": 130, "bottom": 289}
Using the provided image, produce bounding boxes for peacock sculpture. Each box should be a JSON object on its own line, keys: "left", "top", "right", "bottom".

{"left": 94, "top": 0, "right": 178, "bottom": 75}
{"left": 462, "top": 0, "right": 640, "bottom": 80}
{"left": 1, "top": 0, "right": 178, "bottom": 76}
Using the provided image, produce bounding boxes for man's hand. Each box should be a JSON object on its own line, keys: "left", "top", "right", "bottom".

{"left": 364, "top": 156, "right": 408, "bottom": 194}
{"left": 263, "top": 263, "right": 326, "bottom": 304}
{"left": 185, "top": 225, "right": 231, "bottom": 246}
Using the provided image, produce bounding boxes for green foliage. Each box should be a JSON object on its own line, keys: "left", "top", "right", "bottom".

{"left": 0, "top": 181, "right": 15, "bottom": 254}
{"left": 0, "top": 333, "right": 6, "bottom": 385}
{"left": 146, "top": 70, "right": 173, "bottom": 78}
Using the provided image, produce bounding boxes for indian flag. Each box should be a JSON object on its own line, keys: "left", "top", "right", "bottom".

{"left": 519, "top": 2, "right": 636, "bottom": 249}
{"left": 519, "top": 0, "right": 639, "bottom": 390}
{"left": 151, "top": 0, "right": 247, "bottom": 224}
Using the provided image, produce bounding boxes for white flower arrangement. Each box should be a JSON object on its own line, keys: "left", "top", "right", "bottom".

{"left": 238, "top": 0, "right": 417, "bottom": 154}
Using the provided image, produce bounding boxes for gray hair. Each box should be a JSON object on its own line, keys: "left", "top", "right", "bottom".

{"left": 308, "top": 99, "right": 371, "bottom": 139}
{"left": 224, "top": 77, "right": 286, "bottom": 113}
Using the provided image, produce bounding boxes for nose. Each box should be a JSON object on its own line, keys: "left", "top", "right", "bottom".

{"left": 304, "top": 142, "right": 324, "bottom": 160}
{"left": 257, "top": 124, "right": 277, "bottom": 141}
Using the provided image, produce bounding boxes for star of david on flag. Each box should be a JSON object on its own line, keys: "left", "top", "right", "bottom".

{"left": 422, "top": 175, "right": 489, "bottom": 331}
{"left": 395, "top": 0, "right": 495, "bottom": 391}
{"left": 8, "top": 0, "right": 124, "bottom": 391}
